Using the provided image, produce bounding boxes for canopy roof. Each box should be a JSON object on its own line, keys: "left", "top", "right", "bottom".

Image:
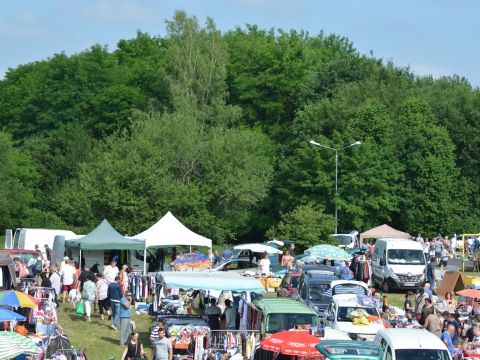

{"left": 157, "top": 271, "right": 264, "bottom": 293}
{"left": 133, "top": 212, "right": 212, "bottom": 249}
{"left": 360, "top": 224, "right": 411, "bottom": 242}
{"left": 73, "top": 219, "right": 145, "bottom": 250}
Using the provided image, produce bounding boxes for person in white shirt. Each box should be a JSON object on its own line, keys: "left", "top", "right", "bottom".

{"left": 49, "top": 265, "right": 61, "bottom": 303}
{"left": 60, "top": 256, "right": 69, "bottom": 271}
{"left": 259, "top": 252, "right": 270, "bottom": 276}
{"left": 103, "top": 260, "right": 119, "bottom": 284}
{"left": 59, "top": 260, "right": 76, "bottom": 303}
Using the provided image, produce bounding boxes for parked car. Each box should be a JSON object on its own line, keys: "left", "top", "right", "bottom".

{"left": 297, "top": 269, "right": 339, "bottom": 316}
{"left": 252, "top": 298, "right": 319, "bottom": 337}
{"left": 277, "top": 271, "right": 301, "bottom": 297}
{"left": 374, "top": 328, "right": 451, "bottom": 360}
{"left": 211, "top": 258, "right": 257, "bottom": 273}
{"left": 323, "top": 293, "right": 385, "bottom": 341}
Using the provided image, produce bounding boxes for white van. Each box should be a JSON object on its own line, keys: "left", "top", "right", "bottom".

{"left": 372, "top": 238, "right": 426, "bottom": 292}
{"left": 374, "top": 328, "right": 451, "bottom": 360}
{"left": 12, "top": 228, "right": 77, "bottom": 250}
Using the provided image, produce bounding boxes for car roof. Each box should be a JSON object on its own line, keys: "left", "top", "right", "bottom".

{"left": 304, "top": 274, "right": 338, "bottom": 284}
{"left": 253, "top": 298, "right": 317, "bottom": 315}
{"left": 376, "top": 329, "right": 448, "bottom": 350}
{"left": 331, "top": 280, "right": 369, "bottom": 289}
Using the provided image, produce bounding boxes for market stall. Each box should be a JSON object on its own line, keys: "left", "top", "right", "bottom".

{"left": 153, "top": 272, "right": 264, "bottom": 360}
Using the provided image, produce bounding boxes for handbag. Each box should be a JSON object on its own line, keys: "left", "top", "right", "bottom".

{"left": 75, "top": 300, "right": 85, "bottom": 315}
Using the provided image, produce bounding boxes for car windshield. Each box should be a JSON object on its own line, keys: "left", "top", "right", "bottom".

{"left": 332, "top": 235, "right": 354, "bottom": 246}
{"left": 332, "top": 284, "right": 367, "bottom": 296}
{"left": 387, "top": 249, "right": 426, "bottom": 265}
{"left": 309, "top": 284, "right": 330, "bottom": 300}
{"left": 395, "top": 349, "right": 450, "bottom": 360}
{"left": 266, "top": 313, "right": 317, "bottom": 333}
{"left": 337, "top": 307, "right": 378, "bottom": 322}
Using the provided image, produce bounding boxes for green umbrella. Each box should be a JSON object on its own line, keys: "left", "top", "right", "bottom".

{"left": 0, "top": 331, "right": 40, "bottom": 360}
{"left": 304, "top": 244, "right": 351, "bottom": 261}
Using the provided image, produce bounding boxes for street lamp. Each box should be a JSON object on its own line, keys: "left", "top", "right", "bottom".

{"left": 309, "top": 139, "right": 362, "bottom": 234}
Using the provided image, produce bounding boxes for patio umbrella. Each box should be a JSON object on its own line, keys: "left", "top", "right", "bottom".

{"left": 457, "top": 289, "right": 480, "bottom": 299}
{"left": 0, "top": 331, "right": 40, "bottom": 359}
{"left": 260, "top": 330, "right": 322, "bottom": 358}
{"left": 234, "top": 243, "right": 282, "bottom": 254}
{"left": 0, "top": 290, "right": 38, "bottom": 308}
{"left": 305, "top": 245, "right": 351, "bottom": 261}
{"left": 0, "top": 308, "right": 26, "bottom": 322}
{"left": 172, "top": 253, "right": 211, "bottom": 270}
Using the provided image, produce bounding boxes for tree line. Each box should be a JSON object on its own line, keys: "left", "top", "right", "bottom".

{"left": 1, "top": 11, "right": 479, "bottom": 249}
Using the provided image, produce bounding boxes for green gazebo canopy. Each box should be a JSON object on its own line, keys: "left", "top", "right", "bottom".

{"left": 74, "top": 219, "right": 145, "bottom": 250}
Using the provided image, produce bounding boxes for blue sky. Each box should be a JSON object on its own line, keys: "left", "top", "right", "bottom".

{"left": 1, "top": 0, "right": 478, "bottom": 86}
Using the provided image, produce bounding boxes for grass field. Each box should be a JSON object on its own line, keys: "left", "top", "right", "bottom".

{"left": 57, "top": 303, "right": 154, "bottom": 360}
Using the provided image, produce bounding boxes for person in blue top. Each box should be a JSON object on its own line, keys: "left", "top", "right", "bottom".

{"left": 119, "top": 291, "right": 133, "bottom": 345}
{"left": 441, "top": 323, "right": 455, "bottom": 357}
{"left": 107, "top": 276, "right": 122, "bottom": 330}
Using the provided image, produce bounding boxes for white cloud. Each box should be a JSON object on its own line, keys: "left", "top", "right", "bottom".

{"left": 409, "top": 63, "right": 452, "bottom": 79}
{"left": 66, "top": 0, "right": 152, "bottom": 23}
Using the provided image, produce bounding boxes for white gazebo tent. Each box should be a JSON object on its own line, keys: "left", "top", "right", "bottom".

{"left": 133, "top": 211, "right": 212, "bottom": 273}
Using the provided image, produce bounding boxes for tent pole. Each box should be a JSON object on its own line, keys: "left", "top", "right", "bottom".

{"left": 143, "top": 246, "right": 147, "bottom": 275}
{"left": 79, "top": 249, "right": 82, "bottom": 271}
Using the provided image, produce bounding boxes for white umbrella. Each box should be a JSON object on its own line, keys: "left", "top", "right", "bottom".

{"left": 234, "top": 243, "right": 282, "bottom": 254}
{"left": 267, "top": 239, "right": 284, "bottom": 247}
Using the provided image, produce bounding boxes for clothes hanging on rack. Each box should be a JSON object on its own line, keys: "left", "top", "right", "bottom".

{"left": 128, "top": 273, "right": 156, "bottom": 301}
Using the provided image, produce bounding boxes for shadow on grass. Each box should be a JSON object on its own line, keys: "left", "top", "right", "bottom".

{"left": 101, "top": 336, "right": 122, "bottom": 345}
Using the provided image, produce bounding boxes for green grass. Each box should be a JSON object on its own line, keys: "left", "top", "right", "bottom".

{"left": 57, "top": 303, "right": 154, "bottom": 360}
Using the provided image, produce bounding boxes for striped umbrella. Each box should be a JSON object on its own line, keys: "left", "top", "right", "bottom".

{"left": 304, "top": 244, "right": 351, "bottom": 261}
{"left": 0, "top": 290, "right": 38, "bottom": 308}
{"left": 0, "top": 331, "right": 39, "bottom": 359}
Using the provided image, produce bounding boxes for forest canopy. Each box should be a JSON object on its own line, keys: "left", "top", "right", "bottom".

{"left": 1, "top": 11, "right": 479, "bottom": 247}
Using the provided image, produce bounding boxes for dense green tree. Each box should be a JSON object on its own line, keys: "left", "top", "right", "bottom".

{"left": 393, "top": 98, "right": 459, "bottom": 235}
{"left": 0, "top": 11, "right": 479, "bottom": 241}
{"left": 55, "top": 111, "right": 274, "bottom": 240}
{"left": 0, "top": 133, "right": 38, "bottom": 229}
{"left": 266, "top": 204, "right": 335, "bottom": 251}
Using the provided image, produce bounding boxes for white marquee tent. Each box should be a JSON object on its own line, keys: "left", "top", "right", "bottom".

{"left": 133, "top": 212, "right": 213, "bottom": 273}
{"left": 133, "top": 211, "right": 212, "bottom": 249}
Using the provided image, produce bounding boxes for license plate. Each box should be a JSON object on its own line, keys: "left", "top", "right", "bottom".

{"left": 404, "top": 283, "right": 414, "bottom": 287}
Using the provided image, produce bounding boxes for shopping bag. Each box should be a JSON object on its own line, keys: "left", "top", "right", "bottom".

{"left": 75, "top": 300, "right": 85, "bottom": 315}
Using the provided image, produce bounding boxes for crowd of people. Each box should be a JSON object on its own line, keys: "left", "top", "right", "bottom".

{"left": 11, "top": 245, "right": 142, "bottom": 354}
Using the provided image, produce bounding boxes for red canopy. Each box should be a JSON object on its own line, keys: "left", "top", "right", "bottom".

{"left": 260, "top": 330, "right": 321, "bottom": 358}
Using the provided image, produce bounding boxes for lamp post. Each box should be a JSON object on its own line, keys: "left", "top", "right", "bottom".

{"left": 309, "top": 139, "right": 362, "bottom": 234}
